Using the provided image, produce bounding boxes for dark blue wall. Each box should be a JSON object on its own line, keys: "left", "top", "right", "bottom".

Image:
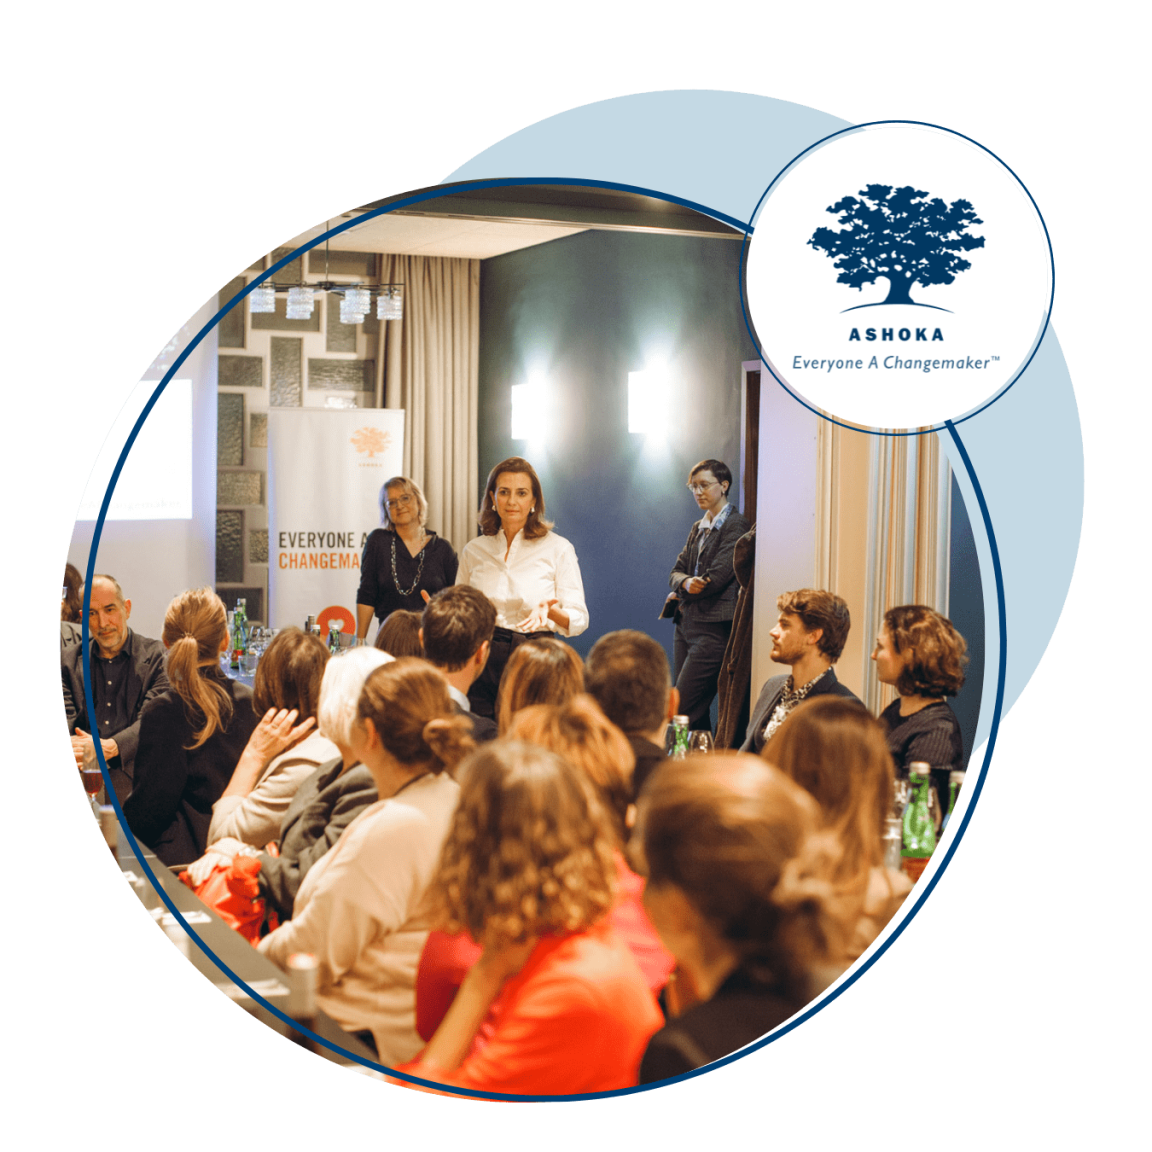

{"left": 947, "top": 472, "right": 985, "bottom": 770}
{"left": 476, "top": 227, "right": 985, "bottom": 762}
{"left": 478, "top": 229, "right": 755, "bottom": 660}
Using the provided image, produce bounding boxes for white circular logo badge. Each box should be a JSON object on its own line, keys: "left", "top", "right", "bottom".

{"left": 744, "top": 121, "right": 1053, "bottom": 429}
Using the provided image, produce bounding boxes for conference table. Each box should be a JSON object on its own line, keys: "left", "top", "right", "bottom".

{"left": 112, "top": 828, "right": 382, "bottom": 1074}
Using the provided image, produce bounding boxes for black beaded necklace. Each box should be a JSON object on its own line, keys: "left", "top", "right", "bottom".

{"left": 391, "top": 529, "right": 428, "bottom": 596}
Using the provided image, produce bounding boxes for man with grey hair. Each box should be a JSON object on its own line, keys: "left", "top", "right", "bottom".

{"left": 61, "top": 573, "right": 168, "bottom": 802}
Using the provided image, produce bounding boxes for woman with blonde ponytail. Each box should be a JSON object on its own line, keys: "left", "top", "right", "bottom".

{"left": 124, "top": 588, "right": 259, "bottom": 866}
{"left": 634, "top": 753, "right": 854, "bottom": 1084}
{"left": 259, "top": 657, "right": 469, "bottom": 1065}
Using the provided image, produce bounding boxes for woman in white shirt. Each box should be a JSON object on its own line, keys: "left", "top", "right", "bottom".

{"left": 258, "top": 657, "right": 472, "bottom": 1065}
{"left": 456, "top": 456, "right": 588, "bottom": 720}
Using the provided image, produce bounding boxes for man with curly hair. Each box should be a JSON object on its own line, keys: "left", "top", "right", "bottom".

{"left": 739, "top": 588, "right": 860, "bottom": 754}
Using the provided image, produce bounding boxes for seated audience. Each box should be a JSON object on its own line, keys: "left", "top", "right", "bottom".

{"left": 61, "top": 562, "right": 83, "bottom": 648}
{"left": 740, "top": 589, "right": 859, "bottom": 754}
{"left": 397, "top": 741, "right": 662, "bottom": 1095}
{"left": 62, "top": 573, "right": 169, "bottom": 802}
{"left": 124, "top": 588, "right": 258, "bottom": 866}
{"left": 259, "top": 658, "right": 469, "bottom": 1065}
{"left": 873, "top": 605, "right": 968, "bottom": 806}
{"left": 495, "top": 636, "right": 583, "bottom": 736}
{"left": 374, "top": 609, "right": 424, "bottom": 658}
{"left": 249, "top": 648, "right": 391, "bottom": 922}
{"left": 62, "top": 562, "right": 83, "bottom": 623}
{"left": 414, "top": 697, "right": 674, "bottom": 1044}
{"left": 585, "top": 629, "right": 679, "bottom": 797}
{"left": 203, "top": 627, "right": 335, "bottom": 849}
{"left": 635, "top": 754, "right": 851, "bottom": 1083}
{"left": 763, "top": 696, "right": 912, "bottom": 961}
{"left": 419, "top": 586, "right": 498, "bottom": 744}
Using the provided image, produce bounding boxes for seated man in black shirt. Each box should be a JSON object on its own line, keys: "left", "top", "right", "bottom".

{"left": 584, "top": 629, "right": 679, "bottom": 799}
{"left": 739, "top": 588, "right": 859, "bottom": 754}
{"left": 420, "top": 586, "right": 498, "bottom": 745}
{"left": 62, "top": 574, "right": 168, "bottom": 802}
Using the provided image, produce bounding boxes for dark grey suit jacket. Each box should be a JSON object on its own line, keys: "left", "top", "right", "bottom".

{"left": 61, "top": 627, "right": 169, "bottom": 801}
{"left": 738, "top": 668, "right": 861, "bottom": 754}
{"left": 669, "top": 509, "right": 752, "bottom": 625}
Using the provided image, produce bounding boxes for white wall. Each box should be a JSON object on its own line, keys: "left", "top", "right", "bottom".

{"left": 68, "top": 300, "right": 218, "bottom": 640}
{"left": 751, "top": 369, "right": 819, "bottom": 694}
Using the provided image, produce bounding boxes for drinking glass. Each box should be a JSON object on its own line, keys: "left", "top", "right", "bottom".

{"left": 891, "top": 777, "right": 910, "bottom": 817}
{"left": 688, "top": 731, "right": 714, "bottom": 755}
{"left": 80, "top": 743, "right": 104, "bottom": 815}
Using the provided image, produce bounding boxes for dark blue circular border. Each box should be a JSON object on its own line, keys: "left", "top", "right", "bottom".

{"left": 81, "top": 178, "right": 1006, "bottom": 1101}
{"left": 738, "top": 119, "right": 1056, "bottom": 437}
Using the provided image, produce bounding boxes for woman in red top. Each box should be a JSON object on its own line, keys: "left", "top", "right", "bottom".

{"left": 397, "top": 741, "right": 662, "bottom": 1097}
{"left": 415, "top": 696, "right": 674, "bottom": 1042}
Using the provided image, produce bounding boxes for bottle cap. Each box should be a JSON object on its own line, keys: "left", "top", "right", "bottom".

{"left": 949, "top": 769, "right": 966, "bottom": 784}
{"left": 672, "top": 715, "right": 689, "bottom": 726}
{"left": 909, "top": 761, "right": 931, "bottom": 777}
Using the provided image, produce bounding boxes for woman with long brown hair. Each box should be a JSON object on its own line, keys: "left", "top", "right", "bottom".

{"left": 455, "top": 456, "right": 588, "bottom": 720}
{"left": 258, "top": 657, "right": 471, "bottom": 1065}
{"left": 635, "top": 753, "right": 852, "bottom": 1083}
{"left": 763, "top": 695, "right": 912, "bottom": 961}
{"left": 124, "top": 588, "right": 260, "bottom": 866}
{"left": 494, "top": 634, "right": 584, "bottom": 735}
{"left": 397, "top": 741, "right": 661, "bottom": 1096}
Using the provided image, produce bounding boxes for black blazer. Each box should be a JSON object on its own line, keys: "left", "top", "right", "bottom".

{"left": 61, "top": 628, "right": 169, "bottom": 802}
{"left": 669, "top": 509, "right": 751, "bottom": 625}
{"left": 123, "top": 673, "right": 259, "bottom": 867}
{"left": 739, "top": 668, "right": 861, "bottom": 754}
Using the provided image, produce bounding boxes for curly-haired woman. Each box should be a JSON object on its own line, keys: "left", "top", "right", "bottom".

{"left": 397, "top": 741, "right": 661, "bottom": 1096}
{"left": 872, "top": 605, "right": 968, "bottom": 807}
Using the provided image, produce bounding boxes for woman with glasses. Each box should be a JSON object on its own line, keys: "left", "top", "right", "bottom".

{"left": 355, "top": 476, "right": 459, "bottom": 643}
{"left": 666, "top": 459, "right": 750, "bottom": 734}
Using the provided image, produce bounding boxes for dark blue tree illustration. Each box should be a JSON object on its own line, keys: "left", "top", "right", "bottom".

{"left": 808, "top": 184, "right": 985, "bottom": 306}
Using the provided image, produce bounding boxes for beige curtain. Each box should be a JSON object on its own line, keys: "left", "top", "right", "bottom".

{"left": 372, "top": 254, "right": 480, "bottom": 551}
{"left": 861, "top": 430, "right": 952, "bottom": 713}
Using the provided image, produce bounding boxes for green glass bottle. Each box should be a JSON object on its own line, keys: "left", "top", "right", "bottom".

{"left": 941, "top": 769, "right": 965, "bottom": 835}
{"left": 669, "top": 714, "right": 690, "bottom": 759}
{"left": 901, "top": 762, "right": 937, "bottom": 882}
{"left": 231, "top": 598, "right": 248, "bottom": 670}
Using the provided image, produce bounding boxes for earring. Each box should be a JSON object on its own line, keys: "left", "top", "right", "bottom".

{"left": 531, "top": 507, "right": 536, "bottom": 514}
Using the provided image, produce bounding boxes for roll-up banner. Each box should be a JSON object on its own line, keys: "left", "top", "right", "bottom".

{"left": 268, "top": 408, "right": 405, "bottom": 637}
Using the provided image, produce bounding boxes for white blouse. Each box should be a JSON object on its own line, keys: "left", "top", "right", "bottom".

{"left": 456, "top": 529, "right": 589, "bottom": 637}
{"left": 258, "top": 771, "right": 460, "bottom": 1066}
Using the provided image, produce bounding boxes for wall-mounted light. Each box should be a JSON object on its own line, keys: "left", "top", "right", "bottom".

{"left": 511, "top": 381, "right": 549, "bottom": 441}
{"left": 629, "top": 367, "right": 669, "bottom": 436}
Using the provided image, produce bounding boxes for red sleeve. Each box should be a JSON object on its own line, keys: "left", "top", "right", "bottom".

{"left": 415, "top": 931, "right": 483, "bottom": 1042}
{"left": 407, "top": 973, "right": 626, "bottom": 1096}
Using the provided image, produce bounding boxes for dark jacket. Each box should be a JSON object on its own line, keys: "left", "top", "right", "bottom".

{"left": 257, "top": 756, "right": 378, "bottom": 921}
{"left": 739, "top": 668, "right": 861, "bottom": 754}
{"left": 669, "top": 509, "right": 751, "bottom": 625}
{"left": 451, "top": 699, "right": 497, "bottom": 744}
{"left": 61, "top": 627, "right": 169, "bottom": 802}
{"left": 123, "top": 673, "right": 259, "bottom": 867}
{"left": 715, "top": 524, "right": 756, "bottom": 749}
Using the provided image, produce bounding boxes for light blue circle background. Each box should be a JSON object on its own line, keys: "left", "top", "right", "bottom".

{"left": 448, "top": 91, "right": 1083, "bottom": 747}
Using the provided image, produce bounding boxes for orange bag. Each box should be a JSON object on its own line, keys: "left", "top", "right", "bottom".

{"left": 178, "top": 856, "right": 279, "bottom": 945}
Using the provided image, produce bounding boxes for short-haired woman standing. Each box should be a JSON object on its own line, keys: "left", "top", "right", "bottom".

{"left": 667, "top": 458, "right": 750, "bottom": 733}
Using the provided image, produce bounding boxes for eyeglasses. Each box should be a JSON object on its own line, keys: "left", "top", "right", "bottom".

{"left": 687, "top": 480, "right": 718, "bottom": 495}
{"left": 385, "top": 494, "right": 414, "bottom": 510}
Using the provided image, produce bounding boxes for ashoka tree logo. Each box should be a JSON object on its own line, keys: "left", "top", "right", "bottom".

{"left": 808, "top": 184, "right": 985, "bottom": 311}
{"left": 350, "top": 427, "right": 391, "bottom": 457}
